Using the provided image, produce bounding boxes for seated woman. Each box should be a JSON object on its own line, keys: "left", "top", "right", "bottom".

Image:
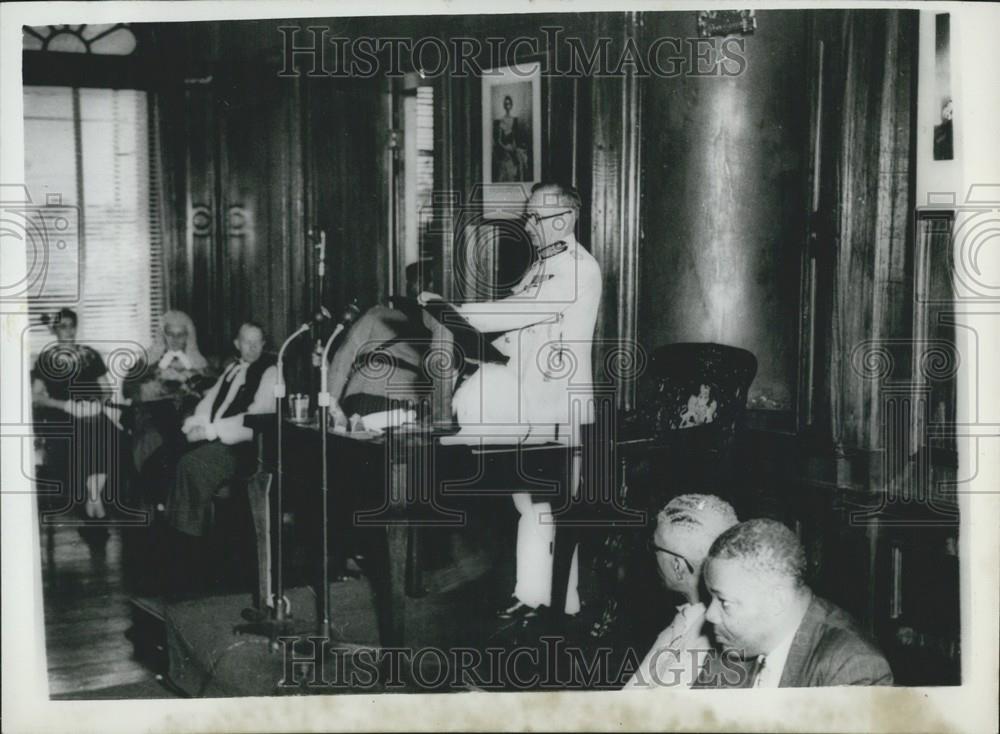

{"left": 124, "top": 310, "right": 213, "bottom": 507}
{"left": 32, "top": 308, "right": 125, "bottom": 526}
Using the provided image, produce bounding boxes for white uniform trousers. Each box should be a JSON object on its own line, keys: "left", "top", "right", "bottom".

{"left": 511, "top": 492, "right": 580, "bottom": 614}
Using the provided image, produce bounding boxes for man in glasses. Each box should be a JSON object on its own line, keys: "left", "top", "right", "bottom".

{"left": 419, "top": 182, "right": 602, "bottom": 624}
{"left": 624, "top": 494, "right": 737, "bottom": 688}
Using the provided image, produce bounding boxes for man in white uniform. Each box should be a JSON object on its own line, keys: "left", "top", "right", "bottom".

{"left": 421, "top": 182, "right": 602, "bottom": 620}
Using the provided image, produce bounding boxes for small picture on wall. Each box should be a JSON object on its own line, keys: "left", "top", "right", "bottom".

{"left": 481, "top": 61, "right": 542, "bottom": 213}
{"left": 933, "top": 13, "right": 953, "bottom": 161}
{"left": 490, "top": 81, "right": 533, "bottom": 183}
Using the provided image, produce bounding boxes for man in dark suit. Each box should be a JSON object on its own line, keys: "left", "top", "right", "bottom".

{"left": 695, "top": 519, "right": 893, "bottom": 688}
{"left": 166, "top": 322, "right": 277, "bottom": 538}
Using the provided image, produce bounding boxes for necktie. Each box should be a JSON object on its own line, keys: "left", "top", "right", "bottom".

{"left": 210, "top": 362, "right": 245, "bottom": 421}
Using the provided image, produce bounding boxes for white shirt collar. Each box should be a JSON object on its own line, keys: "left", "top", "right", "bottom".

{"left": 753, "top": 628, "right": 796, "bottom": 688}
{"left": 754, "top": 600, "right": 809, "bottom": 688}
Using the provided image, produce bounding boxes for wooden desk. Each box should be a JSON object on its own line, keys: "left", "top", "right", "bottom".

{"left": 244, "top": 414, "right": 580, "bottom": 647}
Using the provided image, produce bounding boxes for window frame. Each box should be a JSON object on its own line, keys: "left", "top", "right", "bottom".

{"left": 23, "top": 83, "right": 166, "bottom": 362}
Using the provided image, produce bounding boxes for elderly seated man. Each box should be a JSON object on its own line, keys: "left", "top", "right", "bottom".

{"left": 125, "top": 309, "right": 215, "bottom": 509}
{"left": 165, "top": 322, "right": 277, "bottom": 542}
{"left": 696, "top": 518, "right": 893, "bottom": 687}
{"left": 623, "top": 494, "right": 738, "bottom": 689}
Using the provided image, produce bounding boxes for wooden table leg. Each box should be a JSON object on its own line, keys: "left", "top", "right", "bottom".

{"left": 380, "top": 446, "right": 409, "bottom": 649}
{"left": 386, "top": 523, "right": 408, "bottom": 646}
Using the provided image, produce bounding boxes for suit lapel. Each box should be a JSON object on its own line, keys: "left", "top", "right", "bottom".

{"left": 779, "top": 596, "right": 823, "bottom": 687}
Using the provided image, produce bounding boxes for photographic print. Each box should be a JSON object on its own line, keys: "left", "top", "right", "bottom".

{"left": 1, "top": 3, "right": 998, "bottom": 734}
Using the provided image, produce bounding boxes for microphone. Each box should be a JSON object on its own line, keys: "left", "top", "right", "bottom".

{"left": 317, "top": 300, "right": 361, "bottom": 407}
{"left": 323, "top": 301, "right": 362, "bottom": 360}
{"left": 276, "top": 324, "right": 312, "bottom": 399}
{"left": 299, "top": 305, "right": 332, "bottom": 332}
{"left": 279, "top": 304, "right": 344, "bottom": 396}
{"left": 335, "top": 300, "right": 361, "bottom": 329}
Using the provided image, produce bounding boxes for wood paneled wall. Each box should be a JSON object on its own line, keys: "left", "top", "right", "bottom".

{"left": 303, "top": 78, "right": 387, "bottom": 317}
{"left": 156, "top": 21, "right": 385, "bottom": 368}
{"left": 824, "top": 11, "right": 917, "bottom": 453}
{"left": 163, "top": 68, "right": 310, "bottom": 358}
{"left": 587, "top": 14, "right": 644, "bottom": 410}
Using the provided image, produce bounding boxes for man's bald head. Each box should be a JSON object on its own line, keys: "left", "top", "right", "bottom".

{"left": 656, "top": 494, "right": 738, "bottom": 563}
{"left": 653, "top": 494, "right": 737, "bottom": 599}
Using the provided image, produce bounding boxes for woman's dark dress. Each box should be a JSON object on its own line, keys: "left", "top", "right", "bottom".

{"left": 32, "top": 343, "right": 126, "bottom": 516}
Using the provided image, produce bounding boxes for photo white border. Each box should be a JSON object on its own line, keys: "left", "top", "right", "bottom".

{"left": 2, "top": 2, "right": 997, "bottom": 734}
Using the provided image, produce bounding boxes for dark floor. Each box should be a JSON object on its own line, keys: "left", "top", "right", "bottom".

{"left": 39, "top": 500, "right": 667, "bottom": 698}
{"left": 40, "top": 522, "right": 170, "bottom": 697}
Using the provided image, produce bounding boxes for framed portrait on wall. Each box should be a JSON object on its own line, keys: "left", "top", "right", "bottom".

{"left": 933, "top": 13, "right": 954, "bottom": 161}
{"left": 481, "top": 61, "right": 542, "bottom": 215}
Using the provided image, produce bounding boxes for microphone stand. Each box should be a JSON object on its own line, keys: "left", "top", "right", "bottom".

{"left": 237, "top": 321, "right": 310, "bottom": 643}
{"left": 315, "top": 301, "right": 360, "bottom": 637}
{"left": 310, "top": 231, "right": 328, "bottom": 381}
{"left": 274, "top": 323, "right": 312, "bottom": 623}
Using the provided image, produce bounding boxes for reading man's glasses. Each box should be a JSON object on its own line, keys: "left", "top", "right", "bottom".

{"left": 524, "top": 209, "right": 573, "bottom": 225}
{"left": 648, "top": 539, "right": 696, "bottom": 574}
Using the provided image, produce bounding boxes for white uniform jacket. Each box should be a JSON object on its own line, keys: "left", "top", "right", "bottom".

{"left": 453, "top": 238, "right": 602, "bottom": 439}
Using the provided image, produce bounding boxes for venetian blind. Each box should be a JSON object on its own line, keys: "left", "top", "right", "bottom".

{"left": 416, "top": 85, "right": 435, "bottom": 232}
{"left": 23, "top": 86, "right": 165, "bottom": 363}
{"left": 403, "top": 85, "right": 435, "bottom": 266}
